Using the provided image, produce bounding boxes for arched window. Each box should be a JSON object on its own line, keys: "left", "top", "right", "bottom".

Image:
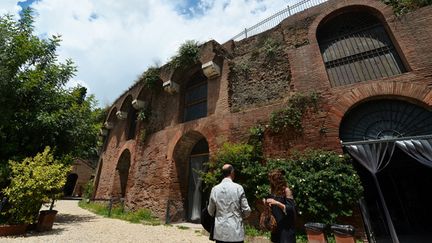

{"left": 126, "top": 108, "right": 137, "bottom": 140}
{"left": 183, "top": 71, "right": 208, "bottom": 122}
{"left": 317, "top": 11, "right": 406, "bottom": 87}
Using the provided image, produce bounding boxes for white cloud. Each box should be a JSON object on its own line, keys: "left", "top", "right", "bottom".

{"left": 0, "top": 0, "right": 22, "bottom": 16}
{"left": 24, "top": 0, "right": 300, "bottom": 105}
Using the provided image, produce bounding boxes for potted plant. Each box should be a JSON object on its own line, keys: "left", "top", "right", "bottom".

{"left": 36, "top": 191, "right": 63, "bottom": 232}
{"left": 0, "top": 147, "right": 70, "bottom": 235}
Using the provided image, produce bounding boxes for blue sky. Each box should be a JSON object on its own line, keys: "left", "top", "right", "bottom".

{"left": 2, "top": 0, "right": 302, "bottom": 106}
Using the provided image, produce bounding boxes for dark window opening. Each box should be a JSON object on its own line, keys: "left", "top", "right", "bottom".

{"left": 184, "top": 72, "right": 208, "bottom": 122}
{"left": 127, "top": 108, "right": 137, "bottom": 140}
{"left": 318, "top": 11, "right": 406, "bottom": 87}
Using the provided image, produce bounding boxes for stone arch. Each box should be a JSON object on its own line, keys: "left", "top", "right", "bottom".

{"left": 340, "top": 97, "right": 432, "bottom": 240}
{"left": 118, "top": 95, "right": 138, "bottom": 140}
{"left": 112, "top": 149, "right": 131, "bottom": 198}
{"left": 306, "top": 0, "right": 406, "bottom": 89}
{"left": 171, "top": 131, "right": 209, "bottom": 222}
{"left": 340, "top": 98, "right": 432, "bottom": 142}
{"left": 326, "top": 81, "right": 432, "bottom": 135}
{"left": 106, "top": 106, "right": 118, "bottom": 124}
{"left": 309, "top": 0, "right": 394, "bottom": 45}
{"left": 314, "top": 4, "right": 407, "bottom": 87}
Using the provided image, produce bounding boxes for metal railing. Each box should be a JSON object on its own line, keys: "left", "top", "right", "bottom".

{"left": 230, "top": 0, "right": 328, "bottom": 41}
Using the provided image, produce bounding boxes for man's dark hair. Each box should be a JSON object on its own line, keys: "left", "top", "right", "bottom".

{"left": 222, "top": 165, "right": 234, "bottom": 177}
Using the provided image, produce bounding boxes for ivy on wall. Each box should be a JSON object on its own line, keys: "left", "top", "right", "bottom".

{"left": 269, "top": 92, "right": 320, "bottom": 133}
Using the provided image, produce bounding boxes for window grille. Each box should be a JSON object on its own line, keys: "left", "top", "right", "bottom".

{"left": 318, "top": 12, "right": 406, "bottom": 87}
{"left": 340, "top": 100, "right": 432, "bottom": 142}
{"left": 184, "top": 72, "right": 208, "bottom": 122}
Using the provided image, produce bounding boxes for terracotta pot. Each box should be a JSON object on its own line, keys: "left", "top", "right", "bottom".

{"left": 36, "top": 210, "right": 58, "bottom": 232}
{"left": 0, "top": 224, "right": 28, "bottom": 236}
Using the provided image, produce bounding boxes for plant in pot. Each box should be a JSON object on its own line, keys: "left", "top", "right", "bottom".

{"left": 0, "top": 147, "right": 70, "bottom": 235}
{"left": 37, "top": 190, "right": 65, "bottom": 232}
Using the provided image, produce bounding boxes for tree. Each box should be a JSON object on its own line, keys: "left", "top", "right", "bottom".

{"left": 0, "top": 10, "right": 101, "bottom": 188}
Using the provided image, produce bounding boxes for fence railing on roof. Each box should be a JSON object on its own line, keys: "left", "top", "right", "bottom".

{"left": 230, "top": 0, "right": 328, "bottom": 41}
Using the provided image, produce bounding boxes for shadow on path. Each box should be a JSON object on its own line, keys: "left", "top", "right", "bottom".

{"left": 55, "top": 213, "right": 98, "bottom": 224}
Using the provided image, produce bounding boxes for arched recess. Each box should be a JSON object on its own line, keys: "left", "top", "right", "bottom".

{"left": 64, "top": 173, "right": 78, "bottom": 197}
{"left": 112, "top": 149, "right": 131, "bottom": 198}
{"left": 172, "top": 131, "right": 209, "bottom": 222}
{"left": 317, "top": 7, "right": 407, "bottom": 87}
{"left": 340, "top": 98, "right": 432, "bottom": 241}
{"left": 340, "top": 98, "right": 432, "bottom": 142}
{"left": 120, "top": 95, "right": 138, "bottom": 140}
{"left": 103, "top": 107, "right": 119, "bottom": 150}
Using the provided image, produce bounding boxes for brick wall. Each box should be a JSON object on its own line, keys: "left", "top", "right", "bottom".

{"left": 94, "top": 0, "right": 432, "bottom": 239}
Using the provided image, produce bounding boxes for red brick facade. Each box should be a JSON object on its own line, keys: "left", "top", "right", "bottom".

{"left": 94, "top": 0, "right": 432, "bottom": 237}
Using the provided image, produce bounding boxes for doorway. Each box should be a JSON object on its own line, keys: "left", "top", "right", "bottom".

{"left": 187, "top": 138, "right": 209, "bottom": 222}
{"left": 64, "top": 173, "right": 78, "bottom": 196}
{"left": 354, "top": 149, "right": 432, "bottom": 242}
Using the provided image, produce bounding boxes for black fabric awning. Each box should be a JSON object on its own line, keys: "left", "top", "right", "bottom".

{"left": 342, "top": 135, "right": 432, "bottom": 243}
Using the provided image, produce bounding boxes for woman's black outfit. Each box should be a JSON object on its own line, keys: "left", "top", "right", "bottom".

{"left": 269, "top": 195, "right": 296, "bottom": 243}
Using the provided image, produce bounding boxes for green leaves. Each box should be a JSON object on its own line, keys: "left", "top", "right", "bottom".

{"left": 169, "top": 40, "right": 200, "bottom": 70}
{"left": 201, "top": 143, "right": 363, "bottom": 224}
{"left": 0, "top": 10, "right": 101, "bottom": 169}
{"left": 138, "top": 66, "right": 161, "bottom": 90}
{"left": 2, "top": 147, "right": 71, "bottom": 224}
{"left": 269, "top": 92, "right": 320, "bottom": 133}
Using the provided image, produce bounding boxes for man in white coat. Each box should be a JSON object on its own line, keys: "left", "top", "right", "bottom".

{"left": 208, "top": 164, "right": 251, "bottom": 243}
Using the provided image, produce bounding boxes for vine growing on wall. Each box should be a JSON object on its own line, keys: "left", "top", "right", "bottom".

{"left": 269, "top": 92, "right": 320, "bottom": 133}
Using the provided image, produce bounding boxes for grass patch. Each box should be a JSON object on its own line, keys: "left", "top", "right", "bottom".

{"left": 176, "top": 225, "right": 190, "bottom": 230}
{"left": 78, "top": 200, "right": 160, "bottom": 225}
{"left": 244, "top": 224, "right": 270, "bottom": 239}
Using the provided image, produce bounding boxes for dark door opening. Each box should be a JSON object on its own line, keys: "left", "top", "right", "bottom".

{"left": 64, "top": 173, "right": 78, "bottom": 197}
{"left": 186, "top": 138, "right": 209, "bottom": 222}
{"left": 355, "top": 149, "right": 432, "bottom": 243}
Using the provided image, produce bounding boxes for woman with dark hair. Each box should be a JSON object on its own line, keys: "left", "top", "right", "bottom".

{"left": 264, "top": 169, "right": 296, "bottom": 243}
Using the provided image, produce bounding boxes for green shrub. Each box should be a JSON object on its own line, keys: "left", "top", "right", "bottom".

{"left": 83, "top": 178, "right": 94, "bottom": 199}
{"left": 202, "top": 143, "right": 363, "bottom": 225}
{"left": 201, "top": 143, "right": 268, "bottom": 203}
{"left": 2, "top": 147, "right": 70, "bottom": 224}
{"left": 138, "top": 66, "right": 161, "bottom": 90}
{"left": 170, "top": 40, "right": 200, "bottom": 70}
{"left": 267, "top": 150, "right": 363, "bottom": 224}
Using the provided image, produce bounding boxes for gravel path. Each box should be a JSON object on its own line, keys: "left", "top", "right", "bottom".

{"left": 2, "top": 200, "right": 212, "bottom": 243}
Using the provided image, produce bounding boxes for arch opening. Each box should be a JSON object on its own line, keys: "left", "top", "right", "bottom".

{"left": 64, "top": 173, "right": 78, "bottom": 197}
{"left": 340, "top": 99, "right": 432, "bottom": 242}
{"left": 172, "top": 132, "right": 209, "bottom": 222}
{"left": 317, "top": 10, "right": 406, "bottom": 87}
{"left": 113, "top": 150, "right": 131, "bottom": 198}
